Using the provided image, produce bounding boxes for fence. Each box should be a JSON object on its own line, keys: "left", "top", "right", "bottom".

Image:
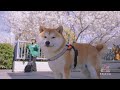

{"left": 14, "top": 40, "right": 116, "bottom": 61}
{"left": 12, "top": 40, "right": 120, "bottom": 72}
{"left": 103, "top": 49, "right": 115, "bottom": 61}
{"left": 13, "top": 40, "right": 47, "bottom": 61}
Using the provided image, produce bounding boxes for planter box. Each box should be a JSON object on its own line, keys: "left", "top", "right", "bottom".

{"left": 12, "top": 61, "right": 52, "bottom": 72}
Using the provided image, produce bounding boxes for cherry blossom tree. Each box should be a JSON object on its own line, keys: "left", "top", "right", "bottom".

{"left": 3, "top": 11, "right": 120, "bottom": 47}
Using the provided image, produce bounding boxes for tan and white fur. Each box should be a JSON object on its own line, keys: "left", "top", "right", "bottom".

{"left": 37, "top": 25, "right": 107, "bottom": 79}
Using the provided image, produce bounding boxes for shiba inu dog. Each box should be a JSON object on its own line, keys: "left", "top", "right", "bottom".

{"left": 38, "top": 25, "right": 107, "bottom": 79}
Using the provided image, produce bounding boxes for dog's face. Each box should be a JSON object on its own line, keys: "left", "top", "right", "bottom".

{"left": 38, "top": 26, "right": 66, "bottom": 52}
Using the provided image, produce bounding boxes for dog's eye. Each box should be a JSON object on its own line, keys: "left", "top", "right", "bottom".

{"left": 44, "top": 36, "right": 47, "bottom": 38}
{"left": 52, "top": 37, "right": 55, "bottom": 39}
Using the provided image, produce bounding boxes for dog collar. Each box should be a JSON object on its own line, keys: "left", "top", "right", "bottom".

{"left": 66, "top": 44, "right": 73, "bottom": 50}
{"left": 46, "top": 44, "right": 71, "bottom": 61}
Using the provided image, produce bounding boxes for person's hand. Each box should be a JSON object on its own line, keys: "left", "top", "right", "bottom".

{"left": 34, "top": 47, "right": 38, "bottom": 51}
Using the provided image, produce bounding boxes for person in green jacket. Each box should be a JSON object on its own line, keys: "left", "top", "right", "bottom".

{"left": 27, "top": 38, "right": 40, "bottom": 72}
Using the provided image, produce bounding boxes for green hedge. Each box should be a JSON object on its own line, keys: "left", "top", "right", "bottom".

{"left": 0, "top": 43, "right": 14, "bottom": 69}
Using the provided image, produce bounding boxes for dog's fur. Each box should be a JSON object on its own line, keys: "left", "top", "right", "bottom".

{"left": 38, "top": 26, "right": 107, "bottom": 79}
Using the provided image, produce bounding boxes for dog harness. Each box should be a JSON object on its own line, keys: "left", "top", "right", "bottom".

{"left": 66, "top": 44, "right": 78, "bottom": 68}
{"left": 46, "top": 44, "right": 78, "bottom": 68}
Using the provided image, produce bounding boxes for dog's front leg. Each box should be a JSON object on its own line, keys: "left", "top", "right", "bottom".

{"left": 63, "top": 68, "right": 71, "bottom": 79}
{"left": 53, "top": 72, "right": 62, "bottom": 79}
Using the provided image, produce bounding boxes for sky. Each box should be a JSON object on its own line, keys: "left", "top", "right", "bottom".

{"left": 0, "top": 11, "right": 10, "bottom": 32}
{"left": 0, "top": 11, "right": 15, "bottom": 44}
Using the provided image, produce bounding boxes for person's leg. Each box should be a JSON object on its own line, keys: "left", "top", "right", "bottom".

{"left": 24, "top": 55, "right": 33, "bottom": 72}
{"left": 32, "top": 57, "right": 37, "bottom": 72}
{"left": 29, "top": 54, "right": 32, "bottom": 62}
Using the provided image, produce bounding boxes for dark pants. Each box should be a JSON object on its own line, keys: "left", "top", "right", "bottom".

{"left": 29, "top": 55, "right": 37, "bottom": 72}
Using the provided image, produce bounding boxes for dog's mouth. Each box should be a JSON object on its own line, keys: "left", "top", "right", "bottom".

{"left": 45, "top": 44, "right": 54, "bottom": 47}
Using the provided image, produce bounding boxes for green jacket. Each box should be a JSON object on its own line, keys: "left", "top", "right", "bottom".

{"left": 27, "top": 44, "right": 40, "bottom": 57}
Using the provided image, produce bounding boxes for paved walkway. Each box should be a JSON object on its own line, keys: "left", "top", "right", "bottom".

{"left": 0, "top": 70, "right": 120, "bottom": 79}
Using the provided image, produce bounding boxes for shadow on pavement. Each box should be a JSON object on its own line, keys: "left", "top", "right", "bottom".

{"left": 7, "top": 71, "right": 54, "bottom": 79}
{"left": 1, "top": 70, "right": 120, "bottom": 79}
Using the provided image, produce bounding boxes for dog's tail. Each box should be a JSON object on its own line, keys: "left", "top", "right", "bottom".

{"left": 95, "top": 44, "right": 108, "bottom": 56}
{"left": 96, "top": 44, "right": 104, "bottom": 52}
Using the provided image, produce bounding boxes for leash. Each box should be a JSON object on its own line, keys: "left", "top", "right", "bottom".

{"left": 45, "top": 44, "right": 78, "bottom": 68}
{"left": 46, "top": 45, "right": 68, "bottom": 61}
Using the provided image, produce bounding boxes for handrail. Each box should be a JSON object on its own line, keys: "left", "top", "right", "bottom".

{"left": 14, "top": 40, "right": 46, "bottom": 61}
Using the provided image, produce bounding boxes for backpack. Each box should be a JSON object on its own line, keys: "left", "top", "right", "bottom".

{"left": 24, "top": 61, "right": 33, "bottom": 72}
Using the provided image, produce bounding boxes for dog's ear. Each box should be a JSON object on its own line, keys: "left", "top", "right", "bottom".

{"left": 56, "top": 26, "right": 63, "bottom": 34}
{"left": 39, "top": 26, "right": 44, "bottom": 33}
{"left": 113, "top": 44, "right": 116, "bottom": 48}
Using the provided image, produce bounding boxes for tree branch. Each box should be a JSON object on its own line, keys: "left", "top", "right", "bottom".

{"left": 104, "top": 32, "right": 118, "bottom": 44}
{"left": 99, "top": 21, "right": 120, "bottom": 42}
{"left": 76, "top": 25, "right": 90, "bottom": 41}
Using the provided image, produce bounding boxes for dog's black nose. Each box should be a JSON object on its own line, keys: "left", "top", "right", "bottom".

{"left": 45, "top": 41, "right": 50, "bottom": 46}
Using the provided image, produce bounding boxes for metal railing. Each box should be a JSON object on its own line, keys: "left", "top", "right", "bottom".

{"left": 14, "top": 40, "right": 47, "bottom": 61}
{"left": 103, "top": 49, "right": 115, "bottom": 61}
{"left": 14, "top": 40, "right": 119, "bottom": 61}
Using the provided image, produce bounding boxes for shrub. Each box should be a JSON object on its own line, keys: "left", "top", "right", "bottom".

{"left": 0, "top": 43, "right": 14, "bottom": 69}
